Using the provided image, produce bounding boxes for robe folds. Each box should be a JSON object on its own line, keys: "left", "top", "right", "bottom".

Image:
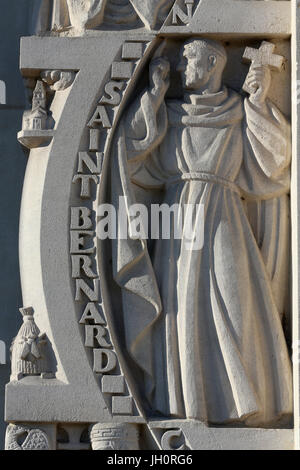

{"left": 36, "top": 0, "right": 175, "bottom": 32}
{"left": 109, "top": 86, "right": 292, "bottom": 425}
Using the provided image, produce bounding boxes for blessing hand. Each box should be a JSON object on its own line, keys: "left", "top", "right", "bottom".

{"left": 149, "top": 57, "right": 170, "bottom": 107}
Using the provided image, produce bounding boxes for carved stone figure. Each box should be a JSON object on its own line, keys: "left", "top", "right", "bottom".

{"left": 89, "top": 423, "right": 139, "bottom": 450}
{"left": 5, "top": 424, "right": 50, "bottom": 450}
{"left": 57, "top": 424, "right": 91, "bottom": 450}
{"left": 22, "top": 80, "right": 48, "bottom": 131}
{"left": 41, "top": 70, "right": 76, "bottom": 91}
{"left": 10, "top": 307, "right": 49, "bottom": 380}
{"left": 241, "top": 42, "right": 290, "bottom": 324}
{"left": 35, "top": 0, "right": 175, "bottom": 32}
{"left": 105, "top": 38, "right": 292, "bottom": 426}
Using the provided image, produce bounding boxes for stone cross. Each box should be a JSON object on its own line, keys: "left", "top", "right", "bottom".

{"left": 242, "top": 41, "right": 284, "bottom": 93}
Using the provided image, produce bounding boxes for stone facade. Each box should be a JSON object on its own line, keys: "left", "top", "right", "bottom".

{"left": 1, "top": 0, "right": 299, "bottom": 450}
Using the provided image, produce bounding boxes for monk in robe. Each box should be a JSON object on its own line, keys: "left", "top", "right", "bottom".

{"left": 107, "top": 38, "right": 292, "bottom": 426}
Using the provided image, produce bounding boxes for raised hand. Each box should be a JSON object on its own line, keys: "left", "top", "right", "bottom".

{"left": 244, "top": 64, "right": 271, "bottom": 105}
{"left": 149, "top": 57, "right": 170, "bottom": 108}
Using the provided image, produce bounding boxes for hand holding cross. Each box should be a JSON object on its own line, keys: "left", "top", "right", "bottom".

{"left": 243, "top": 41, "right": 284, "bottom": 104}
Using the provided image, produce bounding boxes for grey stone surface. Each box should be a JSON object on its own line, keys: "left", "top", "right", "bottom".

{"left": 5, "top": 422, "right": 56, "bottom": 450}
{"left": 112, "top": 396, "right": 133, "bottom": 415}
{"left": 102, "top": 375, "right": 125, "bottom": 394}
{"left": 162, "top": 0, "right": 291, "bottom": 36}
{"left": 36, "top": 0, "right": 176, "bottom": 32}
{"left": 5, "top": 423, "right": 51, "bottom": 450}
{"left": 149, "top": 420, "right": 294, "bottom": 450}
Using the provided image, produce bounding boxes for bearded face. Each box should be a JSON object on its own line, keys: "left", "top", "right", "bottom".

{"left": 177, "top": 47, "right": 212, "bottom": 90}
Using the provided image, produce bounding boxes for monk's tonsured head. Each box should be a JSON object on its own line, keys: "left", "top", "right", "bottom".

{"left": 177, "top": 38, "right": 227, "bottom": 91}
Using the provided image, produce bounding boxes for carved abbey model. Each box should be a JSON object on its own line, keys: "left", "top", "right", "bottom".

{"left": 5, "top": 424, "right": 50, "bottom": 450}
{"left": 22, "top": 80, "right": 48, "bottom": 131}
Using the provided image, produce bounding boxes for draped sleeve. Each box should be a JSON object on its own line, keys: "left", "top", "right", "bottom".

{"left": 108, "top": 89, "right": 167, "bottom": 398}
{"left": 238, "top": 98, "right": 291, "bottom": 321}
{"left": 237, "top": 98, "right": 291, "bottom": 201}
{"left": 122, "top": 90, "right": 168, "bottom": 190}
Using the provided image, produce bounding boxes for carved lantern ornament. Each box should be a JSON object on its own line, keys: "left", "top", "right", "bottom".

{"left": 10, "top": 307, "right": 49, "bottom": 381}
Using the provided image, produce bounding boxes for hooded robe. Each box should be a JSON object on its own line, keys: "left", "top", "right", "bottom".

{"left": 108, "top": 85, "right": 292, "bottom": 425}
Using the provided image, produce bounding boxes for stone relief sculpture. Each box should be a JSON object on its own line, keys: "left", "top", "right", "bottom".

{"left": 35, "top": 0, "right": 176, "bottom": 32}
{"left": 6, "top": 0, "right": 296, "bottom": 451}
{"left": 40, "top": 70, "right": 76, "bottom": 91}
{"left": 66, "top": 0, "right": 107, "bottom": 31}
{"left": 5, "top": 424, "right": 50, "bottom": 450}
{"left": 89, "top": 423, "right": 139, "bottom": 450}
{"left": 18, "top": 70, "right": 75, "bottom": 149}
{"left": 103, "top": 38, "right": 292, "bottom": 427}
{"left": 242, "top": 42, "right": 291, "bottom": 326}
{"left": 10, "top": 307, "right": 51, "bottom": 381}
{"left": 22, "top": 80, "right": 48, "bottom": 131}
